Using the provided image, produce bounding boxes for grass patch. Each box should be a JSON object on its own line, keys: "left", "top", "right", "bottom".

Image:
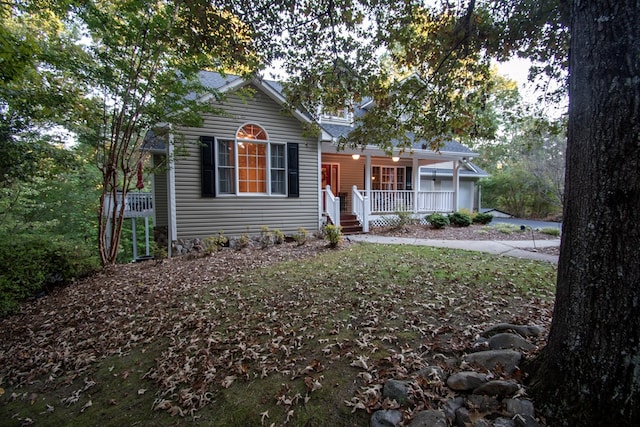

{"left": 540, "top": 227, "right": 561, "bottom": 236}
{"left": 489, "top": 223, "right": 522, "bottom": 235}
{"left": 1, "top": 243, "right": 556, "bottom": 426}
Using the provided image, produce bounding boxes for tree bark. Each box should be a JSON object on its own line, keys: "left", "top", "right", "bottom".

{"left": 529, "top": 1, "right": 640, "bottom": 425}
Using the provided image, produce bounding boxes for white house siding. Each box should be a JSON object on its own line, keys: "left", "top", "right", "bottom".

{"left": 459, "top": 180, "right": 475, "bottom": 211}
{"left": 170, "top": 85, "right": 319, "bottom": 240}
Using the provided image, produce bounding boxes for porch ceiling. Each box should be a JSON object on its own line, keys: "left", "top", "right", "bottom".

{"left": 320, "top": 141, "right": 475, "bottom": 161}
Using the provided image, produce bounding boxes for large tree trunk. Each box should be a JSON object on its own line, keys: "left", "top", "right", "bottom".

{"left": 529, "top": 1, "right": 640, "bottom": 425}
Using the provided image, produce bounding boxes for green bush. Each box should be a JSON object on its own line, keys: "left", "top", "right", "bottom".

{"left": 473, "top": 212, "right": 494, "bottom": 225}
{"left": 324, "top": 224, "right": 343, "bottom": 248}
{"left": 273, "top": 229, "right": 285, "bottom": 244}
{"left": 259, "top": 226, "right": 274, "bottom": 248}
{"left": 449, "top": 212, "right": 472, "bottom": 227}
{"left": 204, "top": 232, "right": 228, "bottom": 254}
{"left": 426, "top": 213, "right": 450, "bottom": 229}
{"left": 293, "top": 227, "right": 309, "bottom": 245}
{"left": 0, "top": 235, "right": 100, "bottom": 317}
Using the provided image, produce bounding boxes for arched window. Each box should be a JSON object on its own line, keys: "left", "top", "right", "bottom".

{"left": 237, "top": 124, "right": 268, "bottom": 141}
{"left": 236, "top": 124, "right": 269, "bottom": 193}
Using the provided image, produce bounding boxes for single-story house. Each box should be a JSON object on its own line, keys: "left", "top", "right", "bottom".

{"left": 140, "top": 71, "right": 488, "bottom": 250}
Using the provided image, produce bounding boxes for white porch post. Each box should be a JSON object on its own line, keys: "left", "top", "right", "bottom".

{"left": 365, "top": 154, "right": 372, "bottom": 194}
{"left": 453, "top": 159, "right": 460, "bottom": 212}
{"left": 365, "top": 155, "right": 372, "bottom": 231}
{"left": 412, "top": 157, "right": 419, "bottom": 214}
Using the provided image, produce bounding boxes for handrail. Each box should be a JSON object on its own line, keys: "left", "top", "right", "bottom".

{"left": 324, "top": 185, "right": 340, "bottom": 227}
{"left": 351, "top": 185, "right": 369, "bottom": 232}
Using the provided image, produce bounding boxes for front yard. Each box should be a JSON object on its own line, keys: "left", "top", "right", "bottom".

{"left": 0, "top": 238, "right": 556, "bottom": 426}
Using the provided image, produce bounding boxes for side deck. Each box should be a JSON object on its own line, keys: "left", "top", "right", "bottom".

{"left": 103, "top": 192, "right": 154, "bottom": 218}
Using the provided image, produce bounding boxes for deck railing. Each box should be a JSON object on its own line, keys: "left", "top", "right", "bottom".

{"left": 361, "top": 189, "right": 454, "bottom": 214}
{"left": 104, "top": 191, "right": 154, "bottom": 218}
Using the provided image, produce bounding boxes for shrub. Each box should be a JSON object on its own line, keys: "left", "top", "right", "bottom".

{"left": 273, "top": 229, "right": 285, "bottom": 244}
{"left": 324, "top": 224, "right": 343, "bottom": 248}
{"left": 259, "top": 226, "right": 273, "bottom": 248}
{"left": 204, "top": 232, "right": 228, "bottom": 254}
{"left": 0, "top": 235, "right": 100, "bottom": 317}
{"left": 235, "top": 234, "right": 250, "bottom": 250}
{"left": 473, "top": 212, "right": 494, "bottom": 225}
{"left": 426, "top": 213, "right": 450, "bottom": 229}
{"left": 449, "top": 212, "right": 472, "bottom": 227}
{"left": 293, "top": 227, "right": 309, "bottom": 245}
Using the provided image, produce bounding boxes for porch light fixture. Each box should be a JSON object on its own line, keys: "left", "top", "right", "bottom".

{"left": 352, "top": 154, "right": 360, "bottom": 160}
{"left": 392, "top": 156, "right": 400, "bottom": 162}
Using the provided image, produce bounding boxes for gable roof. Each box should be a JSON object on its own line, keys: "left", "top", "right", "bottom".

{"left": 155, "top": 71, "right": 481, "bottom": 158}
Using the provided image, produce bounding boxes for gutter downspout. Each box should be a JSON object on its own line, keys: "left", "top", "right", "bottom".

{"left": 167, "top": 126, "right": 177, "bottom": 257}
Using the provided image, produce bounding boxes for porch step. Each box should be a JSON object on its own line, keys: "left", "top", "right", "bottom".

{"left": 339, "top": 214, "right": 363, "bottom": 235}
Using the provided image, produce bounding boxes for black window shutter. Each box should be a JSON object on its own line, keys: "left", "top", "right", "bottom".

{"left": 201, "top": 136, "right": 216, "bottom": 197}
{"left": 405, "top": 166, "right": 413, "bottom": 190}
{"left": 287, "top": 143, "right": 299, "bottom": 198}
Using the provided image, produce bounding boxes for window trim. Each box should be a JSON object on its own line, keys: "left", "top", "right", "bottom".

{"left": 371, "top": 165, "right": 407, "bottom": 191}
{"left": 213, "top": 124, "right": 290, "bottom": 197}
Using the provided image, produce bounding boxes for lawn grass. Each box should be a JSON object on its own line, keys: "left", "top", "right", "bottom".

{"left": 0, "top": 243, "right": 556, "bottom": 426}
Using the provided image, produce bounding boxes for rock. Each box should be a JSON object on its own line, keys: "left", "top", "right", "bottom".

{"left": 464, "top": 350, "right": 522, "bottom": 373}
{"left": 371, "top": 409, "right": 403, "bottom": 427}
{"left": 443, "top": 396, "right": 465, "bottom": 422}
{"left": 513, "top": 414, "right": 541, "bottom": 427}
{"left": 471, "top": 337, "right": 490, "bottom": 352}
{"left": 416, "top": 366, "right": 447, "bottom": 382}
{"left": 473, "top": 419, "right": 491, "bottom": 427}
{"left": 383, "top": 379, "right": 413, "bottom": 404}
{"left": 482, "top": 323, "right": 543, "bottom": 338}
{"left": 446, "top": 372, "right": 488, "bottom": 391}
{"left": 455, "top": 407, "right": 472, "bottom": 427}
{"left": 489, "top": 333, "right": 536, "bottom": 351}
{"left": 505, "top": 398, "right": 535, "bottom": 417}
{"left": 494, "top": 417, "right": 516, "bottom": 427}
{"left": 466, "top": 394, "right": 501, "bottom": 412}
{"left": 473, "top": 380, "right": 520, "bottom": 397}
{"left": 407, "top": 409, "right": 447, "bottom": 427}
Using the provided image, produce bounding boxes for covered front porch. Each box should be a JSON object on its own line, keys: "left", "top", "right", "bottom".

{"left": 320, "top": 145, "right": 484, "bottom": 232}
{"left": 324, "top": 185, "right": 454, "bottom": 232}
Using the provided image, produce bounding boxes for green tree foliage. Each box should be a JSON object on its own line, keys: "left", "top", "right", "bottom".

{"left": 476, "top": 115, "right": 566, "bottom": 218}
{"left": 278, "top": 0, "right": 568, "bottom": 153}
{"left": 64, "top": 0, "right": 265, "bottom": 265}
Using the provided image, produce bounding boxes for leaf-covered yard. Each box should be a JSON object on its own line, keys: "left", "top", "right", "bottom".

{"left": 0, "top": 240, "right": 556, "bottom": 426}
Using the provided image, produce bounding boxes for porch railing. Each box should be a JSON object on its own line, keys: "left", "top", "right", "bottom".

{"left": 104, "top": 191, "right": 154, "bottom": 218}
{"left": 362, "top": 189, "right": 454, "bottom": 214}
{"left": 324, "top": 185, "right": 340, "bottom": 227}
{"left": 416, "top": 191, "right": 454, "bottom": 213}
{"left": 351, "top": 185, "right": 370, "bottom": 232}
